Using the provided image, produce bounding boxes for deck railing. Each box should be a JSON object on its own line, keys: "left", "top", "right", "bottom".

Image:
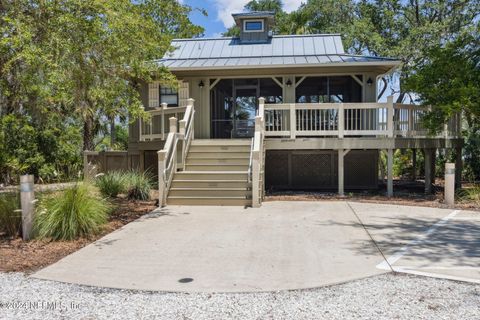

{"left": 157, "top": 99, "right": 195, "bottom": 206}
{"left": 139, "top": 104, "right": 186, "bottom": 141}
{"left": 264, "top": 96, "right": 461, "bottom": 139}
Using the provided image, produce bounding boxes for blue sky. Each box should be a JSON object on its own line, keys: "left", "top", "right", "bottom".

{"left": 182, "top": 0, "right": 304, "bottom": 37}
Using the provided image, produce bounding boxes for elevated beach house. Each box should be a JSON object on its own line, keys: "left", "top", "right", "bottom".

{"left": 127, "top": 11, "right": 462, "bottom": 207}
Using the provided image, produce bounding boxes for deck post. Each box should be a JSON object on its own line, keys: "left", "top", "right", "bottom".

{"left": 387, "top": 96, "right": 394, "bottom": 138}
{"left": 430, "top": 148, "right": 436, "bottom": 187}
{"left": 338, "top": 103, "right": 344, "bottom": 138}
{"left": 338, "top": 149, "right": 344, "bottom": 196}
{"left": 424, "top": 149, "right": 432, "bottom": 194}
{"left": 20, "top": 174, "right": 35, "bottom": 241}
{"left": 289, "top": 103, "right": 296, "bottom": 139}
{"left": 338, "top": 149, "right": 350, "bottom": 196}
{"left": 455, "top": 147, "right": 462, "bottom": 189}
{"left": 412, "top": 148, "right": 417, "bottom": 181}
{"left": 387, "top": 148, "right": 393, "bottom": 197}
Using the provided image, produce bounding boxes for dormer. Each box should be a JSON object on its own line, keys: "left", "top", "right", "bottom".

{"left": 232, "top": 11, "right": 275, "bottom": 43}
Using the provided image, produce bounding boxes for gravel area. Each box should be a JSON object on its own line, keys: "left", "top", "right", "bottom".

{"left": 1, "top": 273, "right": 479, "bottom": 319}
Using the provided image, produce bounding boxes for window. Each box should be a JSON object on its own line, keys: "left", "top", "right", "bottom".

{"left": 160, "top": 87, "right": 178, "bottom": 106}
{"left": 244, "top": 20, "right": 264, "bottom": 32}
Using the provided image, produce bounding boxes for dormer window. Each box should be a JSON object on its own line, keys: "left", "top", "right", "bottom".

{"left": 233, "top": 11, "right": 274, "bottom": 43}
{"left": 244, "top": 20, "right": 264, "bottom": 32}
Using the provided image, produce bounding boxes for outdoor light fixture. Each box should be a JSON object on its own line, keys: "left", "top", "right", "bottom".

{"left": 366, "top": 77, "right": 373, "bottom": 86}
{"left": 198, "top": 80, "right": 204, "bottom": 88}
{"left": 286, "top": 79, "right": 292, "bottom": 87}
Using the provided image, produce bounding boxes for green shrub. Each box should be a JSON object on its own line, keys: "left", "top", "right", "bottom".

{"left": 124, "top": 171, "right": 153, "bottom": 200}
{"left": 34, "top": 183, "right": 110, "bottom": 240}
{"left": 0, "top": 193, "right": 21, "bottom": 237}
{"left": 95, "top": 171, "right": 127, "bottom": 198}
{"left": 459, "top": 184, "right": 480, "bottom": 206}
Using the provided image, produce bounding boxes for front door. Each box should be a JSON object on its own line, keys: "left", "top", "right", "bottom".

{"left": 233, "top": 86, "right": 258, "bottom": 138}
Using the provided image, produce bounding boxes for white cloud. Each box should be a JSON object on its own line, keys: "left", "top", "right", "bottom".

{"left": 283, "top": 0, "right": 304, "bottom": 12}
{"left": 211, "top": 0, "right": 304, "bottom": 28}
{"left": 212, "top": 0, "right": 249, "bottom": 28}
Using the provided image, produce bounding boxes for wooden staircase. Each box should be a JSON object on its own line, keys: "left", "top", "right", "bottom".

{"left": 166, "top": 139, "right": 252, "bottom": 206}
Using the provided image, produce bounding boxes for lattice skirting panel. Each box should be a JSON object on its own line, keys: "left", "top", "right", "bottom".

{"left": 265, "top": 150, "right": 379, "bottom": 191}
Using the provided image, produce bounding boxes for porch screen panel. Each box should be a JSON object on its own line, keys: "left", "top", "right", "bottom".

{"left": 260, "top": 78, "right": 284, "bottom": 133}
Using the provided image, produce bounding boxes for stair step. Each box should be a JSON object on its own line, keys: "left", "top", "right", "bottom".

{"left": 169, "top": 188, "right": 252, "bottom": 197}
{"left": 189, "top": 145, "right": 251, "bottom": 153}
{"left": 186, "top": 158, "right": 250, "bottom": 165}
{"left": 191, "top": 139, "right": 251, "bottom": 146}
{"left": 187, "top": 152, "right": 250, "bottom": 159}
{"left": 173, "top": 171, "right": 248, "bottom": 180}
{"left": 171, "top": 180, "right": 250, "bottom": 188}
{"left": 185, "top": 164, "right": 249, "bottom": 171}
{"left": 167, "top": 196, "right": 251, "bottom": 206}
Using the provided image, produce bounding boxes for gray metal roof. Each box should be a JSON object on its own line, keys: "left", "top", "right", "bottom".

{"left": 231, "top": 11, "right": 275, "bottom": 18}
{"left": 158, "top": 34, "right": 400, "bottom": 71}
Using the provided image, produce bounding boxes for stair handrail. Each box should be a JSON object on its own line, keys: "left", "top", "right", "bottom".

{"left": 178, "top": 98, "right": 195, "bottom": 169}
{"left": 247, "top": 137, "right": 254, "bottom": 183}
{"left": 252, "top": 97, "right": 265, "bottom": 208}
{"left": 158, "top": 117, "right": 178, "bottom": 206}
{"left": 158, "top": 98, "right": 195, "bottom": 207}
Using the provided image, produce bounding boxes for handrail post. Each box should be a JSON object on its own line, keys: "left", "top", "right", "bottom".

{"left": 258, "top": 97, "right": 265, "bottom": 117}
{"left": 169, "top": 116, "right": 177, "bottom": 133}
{"left": 289, "top": 103, "right": 296, "bottom": 139}
{"left": 161, "top": 102, "right": 167, "bottom": 140}
{"left": 157, "top": 150, "right": 167, "bottom": 206}
{"left": 187, "top": 98, "right": 195, "bottom": 140}
{"left": 387, "top": 95, "right": 394, "bottom": 138}
{"left": 178, "top": 118, "right": 186, "bottom": 170}
{"left": 338, "top": 103, "right": 344, "bottom": 138}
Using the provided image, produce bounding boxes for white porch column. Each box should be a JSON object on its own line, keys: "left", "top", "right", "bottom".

{"left": 387, "top": 149, "right": 394, "bottom": 197}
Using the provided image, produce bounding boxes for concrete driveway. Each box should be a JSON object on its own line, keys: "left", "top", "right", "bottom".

{"left": 33, "top": 201, "right": 480, "bottom": 292}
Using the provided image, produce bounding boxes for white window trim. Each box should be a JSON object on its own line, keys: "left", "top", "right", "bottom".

{"left": 243, "top": 19, "right": 264, "bottom": 33}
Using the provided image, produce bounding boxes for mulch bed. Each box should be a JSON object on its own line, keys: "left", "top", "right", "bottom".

{"left": 0, "top": 198, "right": 157, "bottom": 274}
{"left": 265, "top": 179, "right": 480, "bottom": 211}
{"left": 265, "top": 192, "right": 479, "bottom": 211}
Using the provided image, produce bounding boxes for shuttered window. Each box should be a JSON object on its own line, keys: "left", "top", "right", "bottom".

{"left": 148, "top": 81, "right": 189, "bottom": 108}
{"left": 160, "top": 87, "right": 178, "bottom": 106}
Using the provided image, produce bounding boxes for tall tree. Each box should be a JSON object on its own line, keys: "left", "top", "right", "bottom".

{"left": 0, "top": 0, "right": 203, "bottom": 151}
{"left": 404, "top": 29, "right": 480, "bottom": 179}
